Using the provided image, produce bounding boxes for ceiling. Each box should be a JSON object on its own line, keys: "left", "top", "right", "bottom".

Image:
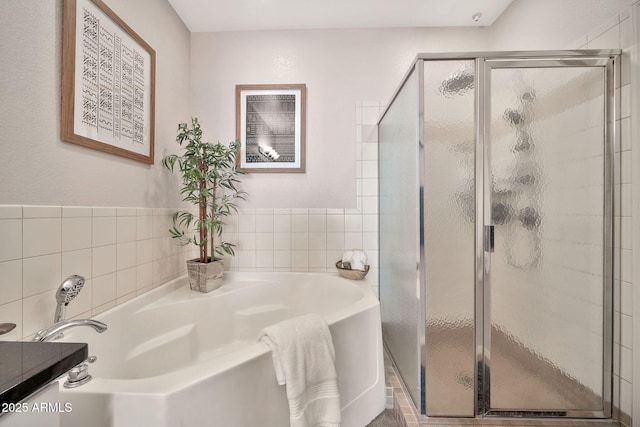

{"left": 168, "top": 0, "right": 514, "bottom": 32}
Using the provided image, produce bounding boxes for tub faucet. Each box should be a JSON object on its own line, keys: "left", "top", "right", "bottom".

{"left": 32, "top": 319, "right": 108, "bottom": 342}
{"left": 54, "top": 275, "right": 86, "bottom": 323}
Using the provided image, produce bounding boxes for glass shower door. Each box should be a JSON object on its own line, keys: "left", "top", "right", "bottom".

{"left": 482, "top": 58, "right": 614, "bottom": 416}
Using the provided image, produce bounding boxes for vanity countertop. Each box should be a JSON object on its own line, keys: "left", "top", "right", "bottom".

{"left": 0, "top": 341, "right": 87, "bottom": 405}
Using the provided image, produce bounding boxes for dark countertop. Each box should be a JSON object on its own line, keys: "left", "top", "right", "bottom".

{"left": 0, "top": 341, "right": 88, "bottom": 405}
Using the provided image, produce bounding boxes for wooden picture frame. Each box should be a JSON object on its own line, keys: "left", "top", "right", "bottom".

{"left": 61, "top": 0, "right": 156, "bottom": 164}
{"left": 236, "top": 84, "right": 306, "bottom": 173}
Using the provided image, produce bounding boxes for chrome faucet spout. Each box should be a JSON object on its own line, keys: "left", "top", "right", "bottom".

{"left": 32, "top": 319, "right": 107, "bottom": 342}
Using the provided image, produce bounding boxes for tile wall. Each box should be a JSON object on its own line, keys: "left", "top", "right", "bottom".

{"left": 219, "top": 102, "right": 384, "bottom": 294}
{"left": 570, "top": 9, "right": 635, "bottom": 425}
{"left": 0, "top": 102, "right": 384, "bottom": 341}
{"left": 0, "top": 206, "right": 192, "bottom": 340}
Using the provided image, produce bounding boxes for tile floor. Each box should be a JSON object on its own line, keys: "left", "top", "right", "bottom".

{"left": 367, "top": 409, "right": 402, "bottom": 427}
{"left": 382, "top": 349, "right": 621, "bottom": 427}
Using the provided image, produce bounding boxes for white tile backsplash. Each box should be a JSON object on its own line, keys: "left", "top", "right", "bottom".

{"left": 92, "top": 245, "right": 117, "bottom": 278}
{"left": 291, "top": 215, "right": 308, "bottom": 233}
{"left": 23, "top": 218, "right": 61, "bottom": 258}
{"left": 291, "top": 233, "right": 309, "bottom": 250}
{"left": 92, "top": 216, "right": 117, "bottom": 247}
{"left": 117, "top": 267, "right": 137, "bottom": 298}
{"left": 327, "top": 232, "right": 346, "bottom": 250}
{"left": 345, "top": 214, "right": 362, "bottom": 232}
{"left": 0, "top": 205, "right": 22, "bottom": 219}
{"left": 93, "top": 207, "right": 117, "bottom": 217}
{"left": 308, "top": 215, "right": 327, "bottom": 232}
{"left": 238, "top": 213, "right": 256, "bottom": 233}
{"left": 256, "top": 233, "right": 274, "bottom": 250}
{"left": 309, "top": 233, "right": 327, "bottom": 250}
{"left": 62, "top": 217, "right": 92, "bottom": 252}
{"left": 22, "top": 254, "right": 61, "bottom": 298}
{"left": 273, "top": 232, "right": 291, "bottom": 250}
{"left": 309, "top": 250, "right": 327, "bottom": 268}
{"left": 273, "top": 214, "right": 291, "bottom": 232}
{"left": 326, "top": 213, "right": 345, "bottom": 232}
{"left": 238, "top": 232, "right": 257, "bottom": 251}
{"left": 62, "top": 206, "right": 91, "bottom": 218}
{"left": 136, "top": 239, "right": 153, "bottom": 264}
{"left": 22, "top": 289, "right": 56, "bottom": 337}
{"left": 0, "top": 260, "right": 22, "bottom": 305}
{"left": 92, "top": 273, "right": 117, "bottom": 307}
{"left": 238, "top": 250, "right": 256, "bottom": 268}
{"left": 274, "top": 250, "right": 291, "bottom": 268}
{"left": 116, "top": 242, "right": 137, "bottom": 270}
{"left": 136, "top": 215, "right": 153, "bottom": 240}
{"left": 291, "top": 251, "right": 309, "bottom": 269}
{"left": 23, "top": 205, "right": 61, "bottom": 219}
{"left": 255, "top": 212, "right": 274, "bottom": 232}
{"left": 136, "top": 262, "right": 153, "bottom": 290}
{"left": 256, "top": 250, "right": 274, "bottom": 268}
{"left": 61, "top": 248, "right": 92, "bottom": 279}
{"left": 117, "top": 216, "right": 136, "bottom": 243}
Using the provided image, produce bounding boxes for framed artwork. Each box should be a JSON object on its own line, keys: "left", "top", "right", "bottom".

{"left": 61, "top": 0, "right": 156, "bottom": 164}
{"left": 236, "top": 84, "right": 306, "bottom": 173}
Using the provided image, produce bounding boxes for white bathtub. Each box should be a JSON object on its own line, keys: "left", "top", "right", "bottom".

{"left": 58, "top": 272, "right": 385, "bottom": 427}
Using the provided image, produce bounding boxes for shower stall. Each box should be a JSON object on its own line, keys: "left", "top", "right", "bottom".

{"left": 379, "top": 50, "right": 619, "bottom": 420}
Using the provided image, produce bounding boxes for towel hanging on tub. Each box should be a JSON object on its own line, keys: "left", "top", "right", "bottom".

{"left": 258, "top": 313, "right": 341, "bottom": 427}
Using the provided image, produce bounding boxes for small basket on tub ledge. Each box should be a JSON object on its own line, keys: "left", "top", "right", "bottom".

{"left": 335, "top": 250, "right": 369, "bottom": 280}
{"left": 335, "top": 261, "right": 369, "bottom": 280}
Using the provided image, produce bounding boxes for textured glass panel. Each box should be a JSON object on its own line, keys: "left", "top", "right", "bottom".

{"left": 488, "top": 66, "right": 606, "bottom": 411}
{"left": 423, "top": 60, "right": 476, "bottom": 416}
{"left": 379, "top": 68, "right": 420, "bottom": 408}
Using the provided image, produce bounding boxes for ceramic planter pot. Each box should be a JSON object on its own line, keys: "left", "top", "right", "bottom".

{"left": 186, "top": 258, "right": 224, "bottom": 292}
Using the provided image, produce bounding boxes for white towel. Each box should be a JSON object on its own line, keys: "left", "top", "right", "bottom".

{"left": 350, "top": 250, "right": 367, "bottom": 271}
{"left": 258, "top": 314, "right": 341, "bottom": 427}
{"left": 342, "top": 250, "right": 367, "bottom": 271}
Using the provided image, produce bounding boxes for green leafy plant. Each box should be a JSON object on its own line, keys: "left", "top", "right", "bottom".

{"left": 162, "top": 117, "right": 246, "bottom": 263}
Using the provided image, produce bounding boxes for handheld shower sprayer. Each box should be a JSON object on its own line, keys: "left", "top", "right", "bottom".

{"left": 54, "top": 275, "right": 86, "bottom": 324}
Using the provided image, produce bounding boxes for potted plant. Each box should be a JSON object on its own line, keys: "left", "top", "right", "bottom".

{"left": 162, "top": 117, "right": 246, "bottom": 292}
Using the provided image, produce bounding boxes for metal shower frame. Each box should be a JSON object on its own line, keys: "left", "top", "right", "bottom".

{"left": 379, "top": 49, "right": 620, "bottom": 419}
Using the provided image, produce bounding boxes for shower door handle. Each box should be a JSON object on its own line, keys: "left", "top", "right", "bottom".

{"left": 484, "top": 225, "right": 495, "bottom": 253}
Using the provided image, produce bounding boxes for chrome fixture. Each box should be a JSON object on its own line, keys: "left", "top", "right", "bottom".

{"left": 32, "top": 319, "right": 106, "bottom": 389}
{"left": 439, "top": 65, "right": 474, "bottom": 97}
{"left": 472, "top": 12, "right": 482, "bottom": 22}
{"left": 64, "top": 355, "right": 98, "bottom": 388}
{"left": 54, "top": 275, "right": 85, "bottom": 324}
{"left": 32, "top": 319, "right": 107, "bottom": 342}
{"left": 379, "top": 50, "right": 618, "bottom": 421}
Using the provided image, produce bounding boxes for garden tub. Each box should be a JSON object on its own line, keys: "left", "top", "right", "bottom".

{"left": 58, "top": 272, "right": 385, "bottom": 427}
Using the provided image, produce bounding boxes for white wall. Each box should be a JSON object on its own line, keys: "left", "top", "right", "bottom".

{"left": 489, "top": 0, "right": 633, "bottom": 50}
{"left": 0, "top": 0, "right": 192, "bottom": 340}
{"left": 0, "top": 0, "right": 191, "bottom": 208}
{"left": 190, "top": 27, "right": 489, "bottom": 208}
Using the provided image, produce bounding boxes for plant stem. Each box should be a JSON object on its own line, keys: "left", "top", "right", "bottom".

{"left": 199, "top": 158, "right": 208, "bottom": 263}
{"left": 210, "top": 178, "right": 217, "bottom": 261}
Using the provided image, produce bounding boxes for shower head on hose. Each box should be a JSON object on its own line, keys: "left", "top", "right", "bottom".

{"left": 54, "top": 275, "right": 86, "bottom": 323}
{"left": 439, "top": 70, "right": 474, "bottom": 97}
